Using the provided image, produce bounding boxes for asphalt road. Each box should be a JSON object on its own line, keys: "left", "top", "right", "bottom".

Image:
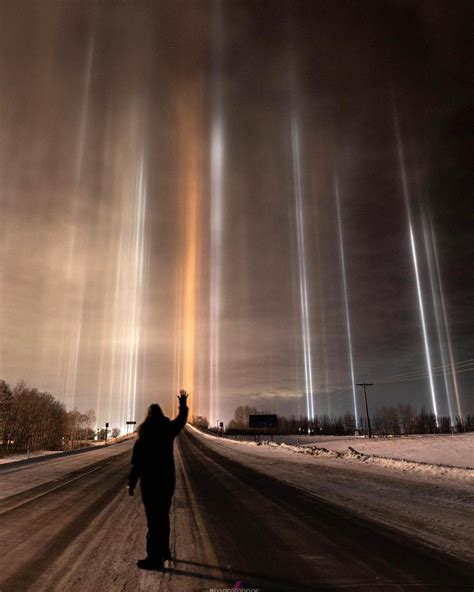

{"left": 177, "top": 427, "right": 474, "bottom": 591}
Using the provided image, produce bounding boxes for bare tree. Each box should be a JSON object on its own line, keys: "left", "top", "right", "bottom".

{"left": 0, "top": 379, "right": 95, "bottom": 454}
{"left": 191, "top": 415, "right": 209, "bottom": 429}
{"left": 399, "top": 404, "right": 415, "bottom": 434}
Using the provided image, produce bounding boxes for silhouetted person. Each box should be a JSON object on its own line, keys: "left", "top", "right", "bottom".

{"left": 128, "top": 390, "right": 189, "bottom": 570}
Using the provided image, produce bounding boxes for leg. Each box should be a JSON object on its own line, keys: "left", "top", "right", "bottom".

{"left": 155, "top": 471, "right": 175, "bottom": 560}
{"left": 156, "top": 491, "right": 173, "bottom": 559}
{"left": 143, "top": 498, "right": 162, "bottom": 562}
{"left": 141, "top": 472, "right": 176, "bottom": 562}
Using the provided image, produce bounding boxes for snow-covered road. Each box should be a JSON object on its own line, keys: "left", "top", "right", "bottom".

{"left": 0, "top": 426, "right": 472, "bottom": 591}
{"left": 192, "top": 427, "right": 474, "bottom": 564}
{"left": 0, "top": 439, "right": 133, "bottom": 499}
{"left": 0, "top": 437, "right": 229, "bottom": 592}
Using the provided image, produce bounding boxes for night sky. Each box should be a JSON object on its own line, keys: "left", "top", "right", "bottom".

{"left": 0, "top": 1, "right": 472, "bottom": 429}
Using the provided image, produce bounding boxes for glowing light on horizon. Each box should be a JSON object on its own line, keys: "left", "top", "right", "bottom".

{"left": 173, "top": 93, "right": 201, "bottom": 419}
{"left": 291, "top": 115, "right": 315, "bottom": 420}
{"left": 393, "top": 103, "right": 438, "bottom": 424}
{"left": 61, "top": 35, "right": 95, "bottom": 411}
{"left": 209, "top": 113, "right": 223, "bottom": 426}
{"left": 422, "top": 213, "right": 454, "bottom": 423}
{"left": 408, "top": 225, "right": 439, "bottom": 422}
{"left": 429, "top": 220, "right": 463, "bottom": 420}
{"left": 209, "top": 1, "right": 225, "bottom": 426}
{"left": 89, "top": 105, "right": 149, "bottom": 434}
{"left": 182, "top": 127, "right": 199, "bottom": 419}
{"left": 109, "top": 149, "right": 147, "bottom": 432}
{"left": 335, "top": 177, "right": 359, "bottom": 427}
{"left": 312, "top": 183, "right": 330, "bottom": 416}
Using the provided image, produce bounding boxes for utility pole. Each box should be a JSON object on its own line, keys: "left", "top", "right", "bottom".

{"left": 357, "top": 383, "right": 373, "bottom": 438}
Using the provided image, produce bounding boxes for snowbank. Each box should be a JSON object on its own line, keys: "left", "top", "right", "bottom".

{"left": 274, "top": 433, "right": 474, "bottom": 469}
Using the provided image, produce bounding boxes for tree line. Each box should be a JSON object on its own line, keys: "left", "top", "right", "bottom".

{"left": 221, "top": 405, "right": 473, "bottom": 436}
{"left": 0, "top": 379, "right": 98, "bottom": 455}
{"left": 190, "top": 415, "right": 210, "bottom": 429}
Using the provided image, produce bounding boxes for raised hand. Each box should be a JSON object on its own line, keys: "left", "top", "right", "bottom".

{"left": 178, "top": 390, "right": 189, "bottom": 406}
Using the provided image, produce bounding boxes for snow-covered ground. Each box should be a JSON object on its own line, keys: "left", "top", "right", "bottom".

{"left": 271, "top": 432, "right": 474, "bottom": 469}
{"left": 223, "top": 432, "right": 474, "bottom": 473}
{"left": 189, "top": 426, "right": 474, "bottom": 562}
{"left": 0, "top": 434, "right": 134, "bottom": 465}
{"left": 0, "top": 449, "right": 60, "bottom": 464}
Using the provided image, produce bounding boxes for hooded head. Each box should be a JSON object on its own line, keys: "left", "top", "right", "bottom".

{"left": 147, "top": 403, "right": 165, "bottom": 421}
{"left": 138, "top": 403, "right": 169, "bottom": 440}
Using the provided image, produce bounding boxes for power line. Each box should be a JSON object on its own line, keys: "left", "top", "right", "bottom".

{"left": 374, "top": 358, "right": 474, "bottom": 382}
{"left": 376, "top": 365, "right": 474, "bottom": 385}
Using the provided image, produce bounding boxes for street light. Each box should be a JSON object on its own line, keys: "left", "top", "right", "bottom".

{"left": 126, "top": 420, "right": 137, "bottom": 437}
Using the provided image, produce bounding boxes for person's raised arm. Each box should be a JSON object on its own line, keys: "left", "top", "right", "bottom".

{"left": 171, "top": 390, "right": 189, "bottom": 436}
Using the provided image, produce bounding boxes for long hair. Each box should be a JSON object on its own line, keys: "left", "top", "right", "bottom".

{"left": 138, "top": 404, "right": 169, "bottom": 440}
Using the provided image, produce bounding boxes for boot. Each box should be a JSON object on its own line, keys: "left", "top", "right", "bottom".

{"left": 137, "top": 557, "right": 164, "bottom": 570}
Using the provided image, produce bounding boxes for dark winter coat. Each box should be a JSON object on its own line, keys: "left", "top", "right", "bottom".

{"left": 128, "top": 404, "right": 188, "bottom": 491}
